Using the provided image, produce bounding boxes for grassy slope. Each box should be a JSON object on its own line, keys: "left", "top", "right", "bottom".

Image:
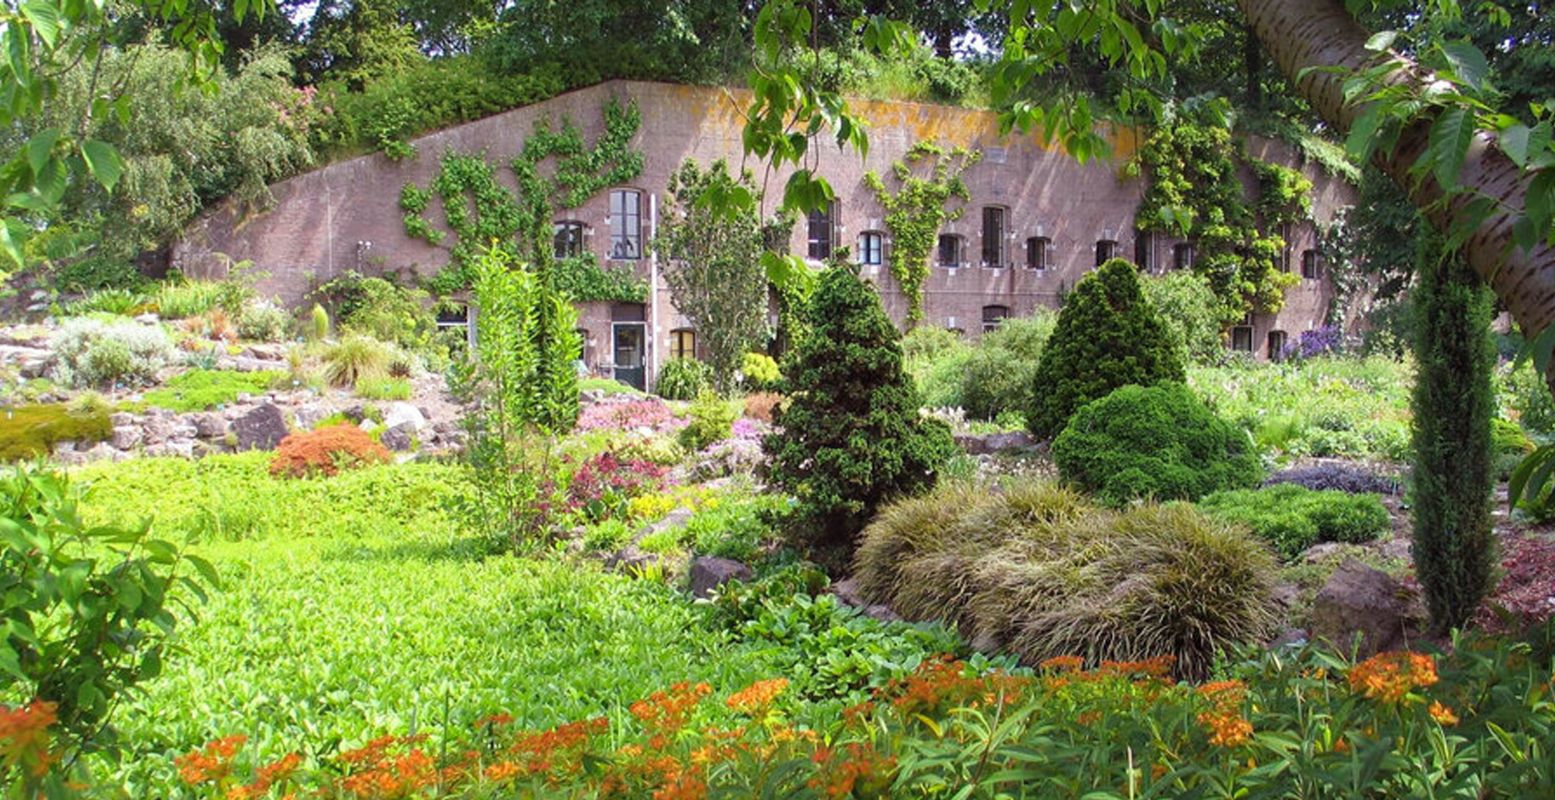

{"left": 74, "top": 454, "right": 781, "bottom": 790}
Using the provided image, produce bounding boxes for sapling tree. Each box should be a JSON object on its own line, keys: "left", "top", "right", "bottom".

{"left": 454, "top": 247, "right": 581, "bottom": 549}
{"left": 656, "top": 159, "right": 771, "bottom": 393}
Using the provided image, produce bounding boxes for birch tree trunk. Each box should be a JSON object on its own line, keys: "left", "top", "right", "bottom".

{"left": 1237, "top": 0, "right": 1555, "bottom": 334}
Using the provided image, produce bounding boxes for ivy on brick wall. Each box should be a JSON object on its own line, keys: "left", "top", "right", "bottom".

{"left": 863, "top": 142, "right": 980, "bottom": 324}
{"left": 402, "top": 99, "right": 646, "bottom": 302}
{"left": 1135, "top": 123, "right": 1312, "bottom": 320}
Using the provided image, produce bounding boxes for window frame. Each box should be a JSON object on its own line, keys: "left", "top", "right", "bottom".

{"left": 1134, "top": 231, "right": 1154, "bottom": 272}
{"left": 981, "top": 304, "right": 1011, "bottom": 334}
{"left": 937, "top": 233, "right": 965, "bottom": 268}
{"left": 1095, "top": 239, "right": 1118, "bottom": 267}
{"left": 608, "top": 189, "right": 643, "bottom": 260}
{"left": 981, "top": 206, "right": 1008, "bottom": 267}
{"left": 553, "top": 220, "right": 585, "bottom": 259}
{"left": 806, "top": 203, "right": 836, "bottom": 260}
{"left": 1301, "top": 249, "right": 1323, "bottom": 280}
{"left": 858, "top": 230, "right": 884, "bottom": 267}
{"left": 1267, "top": 330, "right": 1288, "bottom": 362}
{"left": 1025, "top": 236, "right": 1050, "bottom": 270}
{"left": 1173, "top": 242, "right": 1195, "bottom": 271}
{"left": 669, "top": 328, "right": 697, "bottom": 361}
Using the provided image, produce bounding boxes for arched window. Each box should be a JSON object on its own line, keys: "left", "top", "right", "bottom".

{"left": 1026, "top": 236, "right": 1050, "bottom": 270}
{"left": 1095, "top": 239, "right": 1118, "bottom": 266}
{"left": 982, "top": 304, "right": 1010, "bottom": 333}
{"left": 669, "top": 328, "right": 697, "bottom": 361}
{"left": 553, "top": 221, "right": 585, "bottom": 258}
{"left": 981, "top": 207, "right": 1008, "bottom": 267}
{"left": 858, "top": 231, "right": 884, "bottom": 266}
{"left": 937, "top": 234, "right": 965, "bottom": 268}
{"left": 609, "top": 189, "right": 643, "bottom": 259}
{"left": 1301, "top": 249, "right": 1324, "bottom": 280}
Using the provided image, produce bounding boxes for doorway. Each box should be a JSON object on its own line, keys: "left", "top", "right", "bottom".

{"left": 612, "top": 322, "right": 647, "bottom": 390}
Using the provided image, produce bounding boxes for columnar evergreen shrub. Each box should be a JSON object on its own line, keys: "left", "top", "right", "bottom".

{"left": 763, "top": 265, "right": 955, "bottom": 565}
{"left": 1052, "top": 382, "right": 1261, "bottom": 505}
{"left": 1412, "top": 252, "right": 1495, "bottom": 633}
{"left": 1027, "top": 259, "right": 1185, "bottom": 438}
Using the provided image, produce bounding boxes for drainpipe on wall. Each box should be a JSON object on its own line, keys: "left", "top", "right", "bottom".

{"left": 325, "top": 177, "right": 334, "bottom": 279}
{"left": 648, "top": 191, "right": 660, "bottom": 389}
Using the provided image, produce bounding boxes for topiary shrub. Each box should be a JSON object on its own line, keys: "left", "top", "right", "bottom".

{"left": 270, "top": 424, "right": 392, "bottom": 478}
{"left": 740, "top": 352, "right": 782, "bottom": 392}
{"left": 1027, "top": 259, "right": 1185, "bottom": 438}
{"left": 1198, "top": 484, "right": 1391, "bottom": 560}
{"left": 1052, "top": 382, "right": 1261, "bottom": 505}
{"left": 50, "top": 317, "right": 175, "bottom": 388}
{"left": 764, "top": 265, "right": 955, "bottom": 566}
{"left": 855, "top": 482, "right": 1279, "bottom": 679}
{"left": 655, "top": 357, "right": 711, "bottom": 401}
{"left": 678, "top": 390, "right": 738, "bottom": 452}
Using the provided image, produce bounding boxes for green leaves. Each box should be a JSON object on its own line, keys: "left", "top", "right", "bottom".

{"left": 81, "top": 140, "right": 122, "bottom": 191}
{"left": 1425, "top": 107, "right": 1476, "bottom": 190}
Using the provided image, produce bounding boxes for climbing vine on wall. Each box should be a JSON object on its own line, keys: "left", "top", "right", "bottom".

{"left": 402, "top": 99, "right": 647, "bottom": 302}
{"left": 1135, "top": 123, "right": 1311, "bottom": 320}
{"left": 863, "top": 142, "right": 981, "bottom": 324}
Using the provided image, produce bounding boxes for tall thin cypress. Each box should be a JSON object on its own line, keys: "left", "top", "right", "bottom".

{"left": 1411, "top": 241, "right": 1496, "bottom": 632}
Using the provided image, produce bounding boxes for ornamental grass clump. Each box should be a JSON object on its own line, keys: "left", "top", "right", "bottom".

{"left": 854, "top": 481, "right": 1280, "bottom": 679}
{"left": 270, "top": 424, "right": 392, "bottom": 478}
{"left": 323, "top": 335, "right": 394, "bottom": 388}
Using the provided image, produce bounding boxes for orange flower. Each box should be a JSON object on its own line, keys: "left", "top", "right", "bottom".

{"left": 1040, "top": 655, "right": 1084, "bottom": 673}
{"left": 1197, "top": 680, "right": 1247, "bottom": 707}
{"left": 1197, "top": 710, "right": 1252, "bottom": 748}
{"left": 632, "top": 683, "right": 712, "bottom": 741}
{"left": 0, "top": 700, "right": 58, "bottom": 778}
{"left": 227, "top": 751, "right": 302, "bottom": 799}
{"left": 176, "top": 735, "right": 247, "bottom": 786}
{"left": 807, "top": 742, "right": 896, "bottom": 799}
{"left": 725, "top": 678, "right": 789, "bottom": 715}
{"left": 1348, "top": 651, "right": 1439, "bottom": 705}
{"left": 1428, "top": 701, "right": 1459, "bottom": 726}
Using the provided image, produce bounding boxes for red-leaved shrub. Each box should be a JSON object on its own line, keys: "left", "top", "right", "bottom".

{"left": 270, "top": 424, "right": 391, "bottom": 478}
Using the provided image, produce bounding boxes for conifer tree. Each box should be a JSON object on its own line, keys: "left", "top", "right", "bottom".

{"left": 1027, "top": 259, "right": 1185, "bottom": 439}
{"left": 763, "top": 263, "right": 954, "bottom": 567}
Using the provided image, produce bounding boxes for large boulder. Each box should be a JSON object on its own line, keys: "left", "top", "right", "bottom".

{"left": 110, "top": 426, "right": 143, "bottom": 450}
{"left": 1309, "top": 559, "right": 1424, "bottom": 656}
{"left": 191, "top": 412, "right": 229, "bottom": 439}
{"left": 233, "top": 403, "right": 288, "bottom": 451}
{"left": 380, "top": 423, "right": 416, "bottom": 452}
{"left": 688, "top": 557, "right": 752, "bottom": 599}
{"left": 382, "top": 402, "right": 428, "bottom": 433}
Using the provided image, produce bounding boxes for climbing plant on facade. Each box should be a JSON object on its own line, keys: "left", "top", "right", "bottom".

{"left": 863, "top": 142, "right": 981, "bottom": 324}
{"left": 401, "top": 99, "right": 646, "bottom": 302}
{"left": 1134, "top": 122, "right": 1310, "bottom": 320}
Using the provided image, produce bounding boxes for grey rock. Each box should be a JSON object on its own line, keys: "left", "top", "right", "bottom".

{"left": 382, "top": 401, "right": 427, "bottom": 432}
{"left": 381, "top": 423, "right": 416, "bottom": 452}
{"left": 110, "top": 411, "right": 136, "bottom": 427}
{"left": 233, "top": 403, "right": 288, "bottom": 451}
{"left": 829, "top": 577, "right": 902, "bottom": 623}
{"left": 51, "top": 440, "right": 77, "bottom": 455}
{"left": 1309, "top": 559, "right": 1424, "bottom": 657}
{"left": 142, "top": 415, "right": 173, "bottom": 445}
{"left": 688, "top": 556, "right": 752, "bottom": 599}
{"left": 145, "top": 439, "right": 196, "bottom": 459}
{"left": 83, "top": 442, "right": 120, "bottom": 462}
{"left": 110, "top": 426, "right": 143, "bottom": 450}
{"left": 191, "top": 412, "right": 228, "bottom": 439}
{"left": 170, "top": 421, "right": 199, "bottom": 440}
{"left": 358, "top": 418, "right": 380, "bottom": 434}
{"left": 229, "top": 357, "right": 278, "bottom": 373}
{"left": 954, "top": 431, "right": 1038, "bottom": 455}
{"left": 295, "top": 403, "right": 333, "bottom": 430}
{"left": 1268, "top": 628, "right": 1310, "bottom": 649}
{"left": 133, "top": 313, "right": 161, "bottom": 325}
{"left": 1302, "top": 542, "right": 1346, "bottom": 563}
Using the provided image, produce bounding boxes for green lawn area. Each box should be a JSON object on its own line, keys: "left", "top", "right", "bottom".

{"left": 76, "top": 455, "right": 785, "bottom": 790}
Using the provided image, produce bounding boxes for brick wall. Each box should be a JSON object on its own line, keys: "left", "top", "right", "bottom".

{"left": 173, "top": 80, "right": 1359, "bottom": 390}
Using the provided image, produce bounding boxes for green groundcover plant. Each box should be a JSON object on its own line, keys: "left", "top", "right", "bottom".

{"left": 1199, "top": 483, "right": 1392, "bottom": 560}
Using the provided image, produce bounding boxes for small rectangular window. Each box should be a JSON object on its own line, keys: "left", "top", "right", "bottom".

{"left": 858, "top": 231, "right": 883, "bottom": 266}
{"left": 807, "top": 204, "right": 835, "bottom": 260}
{"left": 981, "top": 305, "right": 1010, "bottom": 334}
{"left": 609, "top": 190, "right": 642, "bottom": 259}
{"left": 982, "top": 207, "right": 1007, "bottom": 267}
{"left": 1173, "top": 242, "right": 1195, "bottom": 270}
{"left": 1267, "top": 330, "right": 1288, "bottom": 361}
{"left": 938, "top": 234, "right": 963, "bottom": 268}
{"left": 670, "top": 329, "right": 696, "bottom": 360}
{"left": 1026, "top": 237, "right": 1050, "bottom": 270}
{"left": 1231, "top": 326, "right": 1254, "bottom": 352}
{"left": 1301, "top": 250, "right": 1323, "bottom": 280}
{"left": 1134, "top": 232, "right": 1153, "bottom": 272}
{"left": 553, "top": 221, "right": 585, "bottom": 259}
{"left": 1095, "top": 239, "right": 1118, "bottom": 267}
